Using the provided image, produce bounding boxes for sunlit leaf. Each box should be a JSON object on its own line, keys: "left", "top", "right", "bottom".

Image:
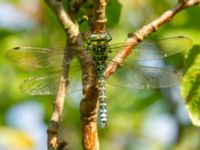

{"left": 181, "top": 45, "right": 200, "bottom": 127}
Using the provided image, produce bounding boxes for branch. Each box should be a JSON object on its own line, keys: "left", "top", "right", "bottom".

{"left": 105, "top": 0, "right": 200, "bottom": 78}
{"left": 47, "top": 72, "right": 69, "bottom": 150}
{"left": 43, "top": 0, "right": 80, "bottom": 150}
{"left": 80, "top": 0, "right": 107, "bottom": 150}
{"left": 90, "top": 0, "right": 107, "bottom": 32}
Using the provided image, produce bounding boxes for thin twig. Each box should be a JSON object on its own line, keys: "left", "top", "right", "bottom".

{"left": 105, "top": 0, "right": 200, "bottom": 79}
{"left": 43, "top": 0, "right": 80, "bottom": 149}
{"left": 47, "top": 72, "right": 69, "bottom": 149}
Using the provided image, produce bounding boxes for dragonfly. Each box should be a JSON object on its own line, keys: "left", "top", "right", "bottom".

{"left": 6, "top": 32, "right": 193, "bottom": 128}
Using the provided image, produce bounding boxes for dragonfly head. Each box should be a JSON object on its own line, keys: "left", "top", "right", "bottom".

{"left": 87, "top": 32, "right": 112, "bottom": 43}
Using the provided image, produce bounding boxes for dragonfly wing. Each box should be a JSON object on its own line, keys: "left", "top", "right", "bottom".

{"left": 6, "top": 47, "right": 64, "bottom": 70}
{"left": 106, "top": 64, "right": 182, "bottom": 89}
{"left": 19, "top": 72, "right": 61, "bottom": 95}
{"left": 6, "top": 46, "right": 90, "bottom": 70}
{"left": 136, "top": 36, "right": 193, "bottom": 60}
{"left": 19, "top": 71, "right": 82, "bottom": 95}
{"left": 110, "top": 36, "right": 193, "bottom": 60}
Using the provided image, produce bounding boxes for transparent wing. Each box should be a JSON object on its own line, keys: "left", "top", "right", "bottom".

{"left": 107, "top": 64, "right": 182, "bottom": 89}
{"left": 6, "top": 47, "right": 64, "bottom": 70}
{"left": 19, "top": 71, "right": 83, "bottom": 95}
{"left": 19, "top": 72, "right": 61, "bottom": 95}
{"left": 7, "top": 46, "right": 91, "bottom": 95}
{"left": 109, "top": 36, "right": 193, "bottom": 60}
{"left": 6, "top": 46, "right": 91, "bottom": 70}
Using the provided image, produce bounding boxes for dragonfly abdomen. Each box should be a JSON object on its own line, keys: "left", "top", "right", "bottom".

{"left": 93, "top": 50, "right": 108, "bottom": 128}
{"left": 97, "top": 77, "right": 107, "bottom": 128}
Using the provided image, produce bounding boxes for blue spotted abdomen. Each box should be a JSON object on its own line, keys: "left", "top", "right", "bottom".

{"left": 97, "top": 78, "right": 107, "bottom": 128}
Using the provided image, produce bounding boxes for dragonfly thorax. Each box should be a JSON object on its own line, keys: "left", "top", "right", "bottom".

{"left": 91, "top": 41, "right": 108, "bottom": 53}
{"left": 87, "top": 33, "right": 112, "bottom": 78}
{"left": 90, "top": 40, "right": 110, "bottom": 77}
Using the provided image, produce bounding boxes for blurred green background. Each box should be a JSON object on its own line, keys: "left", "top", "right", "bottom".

{"left": 0, "top": 0, "right": 199, "bottom": 150}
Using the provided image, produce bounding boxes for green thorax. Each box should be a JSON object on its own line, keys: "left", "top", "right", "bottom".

{"left": 86, "top": 33, "right": 112, "bottom": 78}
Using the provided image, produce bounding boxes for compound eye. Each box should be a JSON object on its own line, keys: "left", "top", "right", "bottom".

{"left": 101, "top": 33, "right": 109, "bottom": 40}
{"left": 90, "top": 34, "right": 99, "bottom": 40}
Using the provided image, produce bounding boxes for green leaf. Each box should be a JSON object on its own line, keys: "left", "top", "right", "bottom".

{"left": 181, "top": 45, "right": 200, "bottom": 127}
{"left": 106, "top": 0, "right": 122, "bottom": 28}
{"left": 0, "top": 29, "right": 12, "bottom": 40}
